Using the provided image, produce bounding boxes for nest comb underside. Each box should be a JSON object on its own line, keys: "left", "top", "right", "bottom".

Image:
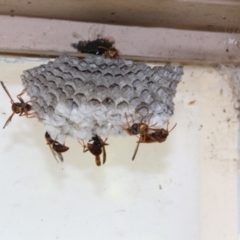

{"left": 21, "top": 54, "right": 183, "bottom": 142}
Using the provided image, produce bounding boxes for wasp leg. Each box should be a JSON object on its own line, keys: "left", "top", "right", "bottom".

{"left": 2, "top": 112, "right": 15, "bottom": 129}
{"left": 132, "top": 140, "right": 141, "bottom": 161}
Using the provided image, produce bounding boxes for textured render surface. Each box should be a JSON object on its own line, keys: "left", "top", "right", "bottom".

{"left": 21, "top": 54, "right": 183, "bottom": 141}
{"left": 0, "top": 56, "right": 238, "bottom": 240}
{"left": 217, "top": 65, "right": 240, "bottom": 115}
{"left": 0, "top": 16, "right": 240, "bottom": 63}
{"left": 0, "top": 0, "right": 240, "bottom": 31}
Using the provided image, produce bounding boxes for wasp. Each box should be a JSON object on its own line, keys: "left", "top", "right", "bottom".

{"left": 123, "top": 112, "right": 158, "bottom": 160}
{"left": 123, "top": 112, "right": 176, "bottom": 160}
{"left": 132, "top": 123, "right": 177, "bottom": 160}
{"left": 1, "top": 81, "right": 35, "bottom": 129}
{"left": 45, "top": 132, "right": 69, "bottom": 163}
{"left": 71, "top": 38, "right": 119, "bottom": 58}
{"left": 79, "top": 135, "right": 108, "bottom": 166}
{"left": 97, "top": 46, "right": 120, "bottom": 58}
{"left": 71, "top": 38, "right": 115, "bottom": 55}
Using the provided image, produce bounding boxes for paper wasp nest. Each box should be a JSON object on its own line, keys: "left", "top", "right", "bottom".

{"left": 21, "top": 55, "right": 183, "bottom": 142}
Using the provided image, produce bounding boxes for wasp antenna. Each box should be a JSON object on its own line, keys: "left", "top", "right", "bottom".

{"left": 147, "top": 111, "right": 155, "bottom": 125}
{"left": 136, "top": 110, "right": 144, "bottom": 121}
{"left": 124, "top": 113, "right": 131, "bottom": 128}
{"left": 98, "top": 46, "right": 108, "bottom": 50}
{"left": 169, "top": 123, "right": 177, "bottom": 133}
{"left": 129, "top": 113, "right": 135, "bottom": 125}
{"left": 1, "top": 81, "right": 15, "bottom": 104}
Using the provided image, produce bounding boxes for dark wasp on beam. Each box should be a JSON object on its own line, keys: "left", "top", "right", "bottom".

{"left": 45, "top": 132, "right": 69, "bottom": 163}
{"left": 79, "top": 135, "right": 108, "bottom": 167}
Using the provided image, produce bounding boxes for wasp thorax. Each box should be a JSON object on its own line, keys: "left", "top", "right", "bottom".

{"left": 139, "top": 124, "right": 148, "bottom": 133}
{"left": 12, "top": 103, "right": 22, "bottom": 113}
{"left": 91, "top": 135, "right": 102, "bottom": 147}
{"left": 109, "top": 50, "right": 117, "bottom": 58}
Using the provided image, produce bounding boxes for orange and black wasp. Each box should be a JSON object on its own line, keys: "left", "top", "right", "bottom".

{"left": 1, "top": 81, "right": 34, "bottom": 129}
{"left": 123, "top": 112, "right": 157, "bottom": 160}
{"left": 132, "top": 123, "right": 177, "bottom": 160}
{"left": 45, "top": 132, "right": 69, "bottom": 163}
{"left": 79, "top": 135, "right": 108, "bottom": 166}
{"left": 123, "top": 112, "right": 177, "bottom": 160}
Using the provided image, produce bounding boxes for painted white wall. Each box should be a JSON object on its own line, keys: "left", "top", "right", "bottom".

{"left": 0, "top": 56, "right": 238, "bottom": 240}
